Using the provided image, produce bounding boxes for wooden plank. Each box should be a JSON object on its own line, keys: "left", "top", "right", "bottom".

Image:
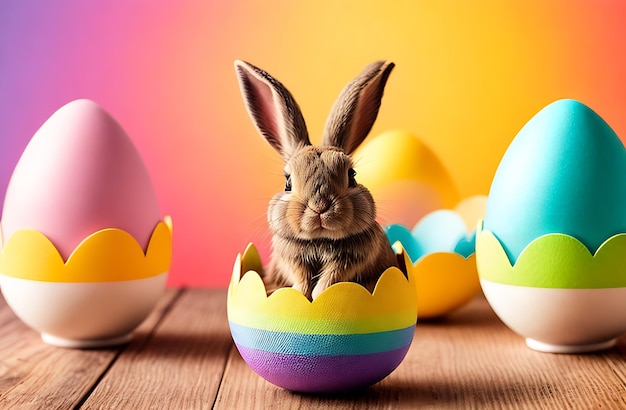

{"left": 397, "top": 297, "right": 626, "bottom": 409}
{"left": 81, "top": 288, "right": 233, "bottom": 409}
{"left": 0, "top": 288, "right": 177, "bottom": 410}
{"left": 214, "top": 295, "right": 626, "bottom": 409}
{"left": 3, "top": 288, "right": 625, "bottom": 409}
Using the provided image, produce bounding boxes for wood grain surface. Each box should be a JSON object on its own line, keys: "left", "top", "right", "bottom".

{"left": 0, "top": 289, "right": 624, "bottom": 409}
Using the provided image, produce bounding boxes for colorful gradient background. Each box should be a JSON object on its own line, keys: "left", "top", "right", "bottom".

{"left": 1, "top": 1, "right": 625, "bottom": 287}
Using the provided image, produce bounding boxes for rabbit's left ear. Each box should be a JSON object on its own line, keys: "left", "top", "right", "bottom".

{"left": 234, "top": 60, "right": 311, "bottom": 162}
{"left": 322, "top": 61, "right": 395, "bottom": 155}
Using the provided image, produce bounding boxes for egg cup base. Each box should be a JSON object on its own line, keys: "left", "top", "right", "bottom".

{"left": 0, "top": 273, "right": 167, "bottom": 347}
{"left": 41, "top": 332, "right": 133, "bottom": 349}
{"left": 525, "top": 337, "right": 616, "bottom": 354}
{"left": 480, "top": 280, "right": 626, "bottom": 353}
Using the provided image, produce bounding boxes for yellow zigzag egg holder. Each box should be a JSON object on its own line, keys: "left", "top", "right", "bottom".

{"left": 0, "top": 216, "right": 172, "bottom": 282}
{"left": 406, "top": 251, "right": 479, "bottom": 318}
{"left": 228, "top": 243, "right": 418, "bottom": 334}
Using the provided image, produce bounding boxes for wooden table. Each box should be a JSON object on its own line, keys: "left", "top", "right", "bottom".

{"left": 0, "top": 288, "right": 625, "bottom": 409}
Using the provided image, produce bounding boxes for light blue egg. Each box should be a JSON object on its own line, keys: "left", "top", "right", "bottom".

{"left": 386, "top": 210, "right": 476, "bottom": 263}
{"left": 411, "top": 210, "right": 472, "bottom": 257}
{"left": 484, "top": 99, "right": 626, "bottom": 264}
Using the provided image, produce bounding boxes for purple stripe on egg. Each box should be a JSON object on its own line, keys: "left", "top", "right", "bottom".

{"left": 235, "top": 343, "right": 411, "bottom": 393}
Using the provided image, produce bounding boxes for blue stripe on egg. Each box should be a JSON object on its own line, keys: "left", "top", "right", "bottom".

{"left": 229, "top": 321, "right": 415, "bottom": 356}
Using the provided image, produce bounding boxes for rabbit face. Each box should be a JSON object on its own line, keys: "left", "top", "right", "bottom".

{"left": 269, "top": 146, "right": 376, "bottom": 241}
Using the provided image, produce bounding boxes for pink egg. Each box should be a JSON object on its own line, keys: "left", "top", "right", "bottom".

{"left": 2, "top": 99, "right": 161, "bottom": 259}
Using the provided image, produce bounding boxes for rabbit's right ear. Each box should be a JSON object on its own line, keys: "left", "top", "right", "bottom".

{"left": 322, "top": 61, "right": 395, "bottom": 155}
{"left": 234, "top": 60, "right": 311, "bottom": 161}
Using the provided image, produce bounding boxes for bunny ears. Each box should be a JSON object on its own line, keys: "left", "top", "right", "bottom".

{"left": 234, "top": 60, "right": 395, "bottom": 161}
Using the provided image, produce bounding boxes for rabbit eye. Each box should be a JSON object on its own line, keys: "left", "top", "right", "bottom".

{"left": 348, "top": 168, "right": 357, "bottom": 188}
{"left": 284, "top": 174, "right": 292, "bottom": 192}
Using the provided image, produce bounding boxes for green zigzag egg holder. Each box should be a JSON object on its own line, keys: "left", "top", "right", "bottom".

{"left": 476, "top": 222, "right": 626, "bottom": 353}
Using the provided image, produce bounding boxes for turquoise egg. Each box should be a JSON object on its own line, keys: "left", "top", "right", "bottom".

{"left": 483, "top": 99, "right": 626, "bottom": 264}
{"left": 385, "top": 209, "right": 476, "bottom": 263}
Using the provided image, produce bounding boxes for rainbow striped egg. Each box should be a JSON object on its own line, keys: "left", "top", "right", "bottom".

{"left": 227, "top": 244, "right": 417, "bottom": 393}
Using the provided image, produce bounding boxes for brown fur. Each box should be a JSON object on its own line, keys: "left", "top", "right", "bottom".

{"left": 235, "top": 60, "right": 397, "bottom": 299}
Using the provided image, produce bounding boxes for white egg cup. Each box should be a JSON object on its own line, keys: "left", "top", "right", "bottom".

{"left": 0, "top": 273, "right": 167, "bottom": 348}
{"left": 481, "top": 279, "right": 626, "bottom": 353}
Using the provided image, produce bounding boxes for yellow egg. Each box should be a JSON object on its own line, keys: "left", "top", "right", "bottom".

{"left": 353, "top": 130, "right": 459, "bottom": 227}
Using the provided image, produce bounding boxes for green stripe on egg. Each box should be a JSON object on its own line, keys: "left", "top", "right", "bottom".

{"left": 476, "top": 229, "right": 626, "bottom": 288}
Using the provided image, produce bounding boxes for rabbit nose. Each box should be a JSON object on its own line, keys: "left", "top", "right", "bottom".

{"left": 309, "top": 196, "right": 332, "bottom": 214}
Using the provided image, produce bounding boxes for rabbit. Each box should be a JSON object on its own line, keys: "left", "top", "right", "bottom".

{"left": 234, "top": 59, "right": 399, "bottom": 300}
